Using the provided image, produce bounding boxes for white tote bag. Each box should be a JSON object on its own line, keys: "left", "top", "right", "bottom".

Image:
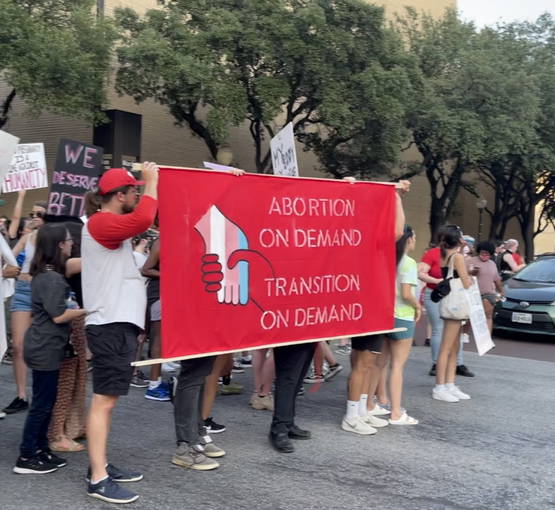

{"left": 440, "top": 254, "right": 470, "bottom": 320}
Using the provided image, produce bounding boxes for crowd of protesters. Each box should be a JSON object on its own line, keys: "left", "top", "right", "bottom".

{"left": 0, "top": 164, "right": 526, "bottom": 503}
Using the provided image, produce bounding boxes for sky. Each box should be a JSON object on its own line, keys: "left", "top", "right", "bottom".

{"left": 458, "top": 0, "right": 555, "bottom": 27}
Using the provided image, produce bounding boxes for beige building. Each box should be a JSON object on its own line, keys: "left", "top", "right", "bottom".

{"left": 2, "top": 0, "right": 533, "bottom": 258}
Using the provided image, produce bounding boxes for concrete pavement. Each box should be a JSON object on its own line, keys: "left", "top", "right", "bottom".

{"left": 1, "top": 346, "right": 554, "bottom": 510}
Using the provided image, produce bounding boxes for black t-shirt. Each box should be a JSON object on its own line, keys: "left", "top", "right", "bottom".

{"left": 24, "top": 270, "right": 71, "bottom": 371}
{"left": 66, "top": 273, "right": 83, "bottom": 308}
{"left": 146, "top": 258, "right": 160, "bottom": 305}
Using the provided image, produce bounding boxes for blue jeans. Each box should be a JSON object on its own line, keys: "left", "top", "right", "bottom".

{"left": 423, "top": 288, "right": 463, "bottom": 365}
{"left": 20, "top": 369, "right": 59, "bottom": 457}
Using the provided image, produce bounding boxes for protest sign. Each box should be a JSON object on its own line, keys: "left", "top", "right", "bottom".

{"left": 156, "top": 168, "right": 396, "bottom": 360}
{"left": 47, "top": 139, "right": 103, "bottom": 217}
{"left": 2, "top": 143, "right": 47, "bottom": 193}
{"left": 465, "top": 280, "right": 495, "bottom": 355}
{"left": 270, "top": 123, "right": 299, "bottom": 177}
{"left": 203, "top": 161, "right": 237, "bottom": 172}
{"left": 0, "top": 130, "right": 20, "bottom": 183}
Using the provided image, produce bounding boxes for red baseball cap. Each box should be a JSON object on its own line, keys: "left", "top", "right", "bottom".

{"left": 98, "top": 168, "right": 145, "bottom": 195}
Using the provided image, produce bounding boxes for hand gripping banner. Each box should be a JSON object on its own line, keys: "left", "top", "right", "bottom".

{"left": 158, "top": 168, "right": 397, "bottom": 360}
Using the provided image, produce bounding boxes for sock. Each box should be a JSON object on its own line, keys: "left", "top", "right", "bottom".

{"left": 346, "top": 400, "right": 359, "bottom": 420}
{"left": 358, "top": 394, "right": 369, "bottom": 417}
{"left": 435, "top": 384, "right": 445, "bottom": 391}
{"left": 91, "top": 475, "right": 109, "bottom": 485}
{"left": 148, "top": 378, "right": 161, "bottom": 390}
{"left": 446, "top": 383, "right": 456, "bottom": 390}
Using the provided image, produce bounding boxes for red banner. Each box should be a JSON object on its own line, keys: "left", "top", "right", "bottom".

{"left": 159, "top": 168, "right": 396, "bottom": 359}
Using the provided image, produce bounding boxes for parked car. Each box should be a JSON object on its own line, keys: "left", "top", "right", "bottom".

{"left": 493, "top": 256, "right": 555, "bottom": 336}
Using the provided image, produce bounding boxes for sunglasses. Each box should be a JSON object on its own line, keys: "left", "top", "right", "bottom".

{"left": 29, "top": 211, "right": 44, "bottom": 219}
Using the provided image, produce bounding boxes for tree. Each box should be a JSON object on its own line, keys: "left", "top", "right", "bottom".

{"left": 396, "top": 9, "right": 483, "bottom": 242}
{"left": 0, "top": 0, "right": 116, "bottom": 130}
{"left": 461, "top": 15, "right": 555, "bottom": 260}
{"left": 115, "top": 0, "right": 412, "bottom": 176}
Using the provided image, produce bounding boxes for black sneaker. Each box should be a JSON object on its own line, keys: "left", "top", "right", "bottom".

{"left": 13, "top": 455, "right": 58, "bottom": 475}
{"left": 3, "top": 397, "right": 29, "bottom": 414}
{"left": 38, "top": 450, "right": 67, "bottom": 468}
{"left": 130, "top": 370, "right": 149, "bottom": 388}
{"left": 428, "top": 364, "right": 436, "bottom": 377}
{"left": 87, "top": 463, "right": 143, "bottom": 483}
{"left": 87, "top": 476, "right": 139, "bottom": 504}
{"left": 424, "top": 338, "right": 431, "bottom": 346}
{"left": 231, "top": 361, "right": 245, "bottom": 374}
{"left": 239, "top": 357, "right": 252, "bottom": 368}
{"left": 456, "top": 365, "right": 475, "bottom": 377}
{"left": 204, "top": 417, "right": 226, "bottom": 434}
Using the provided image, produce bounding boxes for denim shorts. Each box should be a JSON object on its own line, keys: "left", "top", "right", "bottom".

{"left": 387, "top": 317, "right": 415, "bottom": 340}
{"left": 10, "top": 280, "right": 32, "bottom": 312}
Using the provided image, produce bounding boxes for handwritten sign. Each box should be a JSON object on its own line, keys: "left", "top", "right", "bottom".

{"left": 270, "top": 123, "right": 299, "bottom": 177}
{"left": 0, "top": 130, "right": 20, "bottom": 183}
{"left": 2, "top": 143, "right": 47, "bottom": 193}
{"left": 47, "top": 139, "right": 103, "bottom": 217}
{"left": 464, "top": 280, "right": 495, "bottom": 355}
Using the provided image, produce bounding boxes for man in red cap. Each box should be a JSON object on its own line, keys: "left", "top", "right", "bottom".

{"left": 82, "top": 162, "right": 158, "bottom": 504}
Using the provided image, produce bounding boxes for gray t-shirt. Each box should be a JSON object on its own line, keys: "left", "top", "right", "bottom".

{"left": 24, "top": 270, "right": 70, "bottom": 371}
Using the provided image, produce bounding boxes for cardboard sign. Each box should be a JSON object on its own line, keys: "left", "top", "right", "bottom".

{"left": 0, "top": 130, "right": 20, "bottom": 183}
{"left": 47, "top": 139, "right": 103, "bottom": 217}
{"left": 2, "top": 143, "right": 47, "bottom": 193}
{"left": 158, "top": 168, "right": 396, "bottom": 360}
{"left": 270, "top": 123, "right": 299, "bottom": 177}
{"left": 465, "top": 280, "right": 495, "bottom": 355}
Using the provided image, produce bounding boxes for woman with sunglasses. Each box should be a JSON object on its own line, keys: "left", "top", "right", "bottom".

{"left": 13, "top": 224, "right": 87, "bottom": 474}
{"left": 2, "top": 201, "right": 47, "bottom": 416}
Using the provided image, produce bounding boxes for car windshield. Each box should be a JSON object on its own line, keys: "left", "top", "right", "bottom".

{"left": 514, "top": 258, "right": 555, "bottom": 283}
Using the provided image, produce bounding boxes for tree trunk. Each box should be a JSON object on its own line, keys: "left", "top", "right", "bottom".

{"left": 0, "top": 89, "right": 17, "bottom": 130}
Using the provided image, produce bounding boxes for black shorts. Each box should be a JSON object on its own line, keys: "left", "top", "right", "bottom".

{"left": 351, "top": 334, "right": 384, "bottom": 354}
{"left": 86, "top": 322, "right": 140, "bottom": 396}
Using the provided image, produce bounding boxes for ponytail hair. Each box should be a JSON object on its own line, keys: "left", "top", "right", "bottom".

{"left": 438, "top": 224, "right": 463, "bottom": 258}
{"left": 395, "top": 225, "right": 414, "bottom": 267}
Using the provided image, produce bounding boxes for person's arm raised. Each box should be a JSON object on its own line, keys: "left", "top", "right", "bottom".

{"left": 141, "top": 161, "right": 159, "bottom": 200}
{"left": 8, "top": 190, "right": 26, "bottom": 240}
{"left": 395, "top": 180, "right": 410, "bottom": 240}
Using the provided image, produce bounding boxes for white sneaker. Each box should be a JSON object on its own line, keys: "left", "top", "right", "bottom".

{"left": 432, "top": 386, "right": 460, "bottom": 403}
{"left": 449, "top": 385, "right": 471, "bottom": 400}
{"left": 162, "top": 362, "right": 180, "bottom": 372}
{"left": 0, "top": 411, "right": 5, "bottom": 419}
{"left": 361, "top": 414, "right": 389, "bottom": 428}
{"left": 341, "top": 416, "right": 377, "bottom": 435}
{"left": 367, "top": 403, "right": 390, "bottom": 416}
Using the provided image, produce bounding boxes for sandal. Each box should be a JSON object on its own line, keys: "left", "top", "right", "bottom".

{"left": 49, "top": 438, "right": 86, "bottom": 452}
{"left": 388, "top": 412, "right": 419, "bottom": 425}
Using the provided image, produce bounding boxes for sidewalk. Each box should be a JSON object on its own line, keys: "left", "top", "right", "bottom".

{"left": 1, "top": 347, "right": 553, "bottom": 510}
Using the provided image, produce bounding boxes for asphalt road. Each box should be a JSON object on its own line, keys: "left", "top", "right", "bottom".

{"left": 413, "top": 317, "right": 555, "bottom": 363}
{"left": 1, "top": 342, "right": 554, "bottom": 510}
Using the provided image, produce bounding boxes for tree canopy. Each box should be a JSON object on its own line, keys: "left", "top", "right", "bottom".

{"left": 0, "top": 0, "right": 116, "bottom": 129}
{"left": 115, "top": 0, "right": 413, "bottom": 176}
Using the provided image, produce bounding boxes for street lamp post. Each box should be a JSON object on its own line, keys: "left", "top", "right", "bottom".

{"left": 476, "top": 198, "right": 487, "bottom": 241}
